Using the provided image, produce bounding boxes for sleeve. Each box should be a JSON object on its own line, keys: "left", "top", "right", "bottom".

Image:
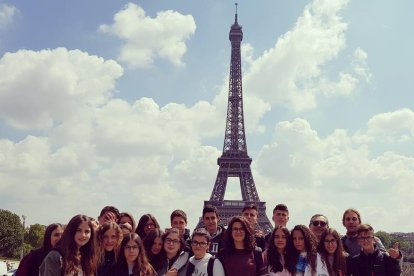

{"left": 16, "top": 252, "right": 32, "bottom": 276}
{"left": 213, "top": 259, "right": 225, "bottom": 276}
{"left": 171, "top": 251, "right": 189, "bottom": 271}
{"left": 39, "top": 251, "right": 62, "bottom": 276}
{"left": 385, "top": 254, "right": 401, "bottom": 276}
{"left": 374, "top": 236, "right": 386, "bottom": 253}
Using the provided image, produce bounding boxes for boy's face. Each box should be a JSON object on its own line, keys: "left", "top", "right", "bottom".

{"left": 203, "top": 212, "right": 218, "bottom": 234}
{"left": 358, "top": 230, "right": 375, "bottom": 253}
{"left": 242, "top": 208, "right": 258, "bottom": 226}
{"left": 171, "top": 216, "right": 187, "bottom": 235}
{"left": 191, "top": 235, "right": 209, "bottom": 259}
{"left": 272, "top": 210, "right": 289, "bottom": 227}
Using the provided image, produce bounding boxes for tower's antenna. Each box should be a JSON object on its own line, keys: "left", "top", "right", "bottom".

{"left": 235, "top": 3, "right": 238, "bottom": 23}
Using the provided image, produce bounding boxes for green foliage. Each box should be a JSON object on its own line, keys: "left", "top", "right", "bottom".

{"left": 0, "top": 209, "right": 24, "bottom": 258}
{"left": 25, "top": 223, "right": 45, "bottom": 248}
{"left": 23, "top": 243, "right": 33, "bottom": 256}
{"left": 375, "top": 230, "right": 392, "bottom": 248}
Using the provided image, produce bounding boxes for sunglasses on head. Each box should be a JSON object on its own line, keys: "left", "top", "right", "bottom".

{"left": 312, "top": 220, "right": 327, "bottom": 227}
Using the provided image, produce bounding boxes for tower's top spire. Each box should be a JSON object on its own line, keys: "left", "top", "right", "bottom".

{"left": 230, "top": 3, "right": 243, "bottom": 41}
{"left": 235, "top": 3, "right": 238, "bottom": 24}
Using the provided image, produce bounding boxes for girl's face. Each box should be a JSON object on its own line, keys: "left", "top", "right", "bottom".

{"left": 119, "top": 216, "right": 133, "bottom": 227}
{"left": 50, "top": 226, "right": 64, "bottom": 248}
{"left": 151, "top": 237, "right": 162, "bottom": 255}
{"left": 164, "top": 232, "right": 181, "bottom": 257}
{"left": 144, "top": 218, "right": 156, "bottom": 234}
{"left": 274, "top": 228, "right": 287, "bottom": 251}
{"left": 292, "top": 230, "right": 305, "bottom": 252}
{"left": 124, "top": 240, "right": 139, "bottom": 265}
{"left": 231, "top": 221, "right": 246, "bottom": 244}
{"left": 323, "top": 234, "right": 338, "bottom": 255}
{"left": 103, "top": 228, "right": 118, "bottom": 251}
{"left": 74, "top": 221, "right": 91, "bottom": 249}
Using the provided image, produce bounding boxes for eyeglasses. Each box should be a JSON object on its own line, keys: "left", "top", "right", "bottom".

{"left": 232, "top": 227, "right": 245, "bottom": 233}
{"left": 345, "top": 217, "right": 358, "bottom": 222}
{"left": 125, "top": 245, "right": 139, "bottom": 251}
{"left": 165, "top": 238, "right": 180, "bottom": 245}
{"left": 191, "top": 241, "right": 208, "bottom": 247}
{"left": 357, "top": 236, "right": 374, "bottom": 241}
{"left": 311, "top": 221, "right": 327, "bottom": 227}
{"left": 324, "top": 239, "right": 337, "bottom": 244}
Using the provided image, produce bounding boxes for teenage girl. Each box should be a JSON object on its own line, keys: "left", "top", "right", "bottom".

{"left": 157, "top": 228, "right": 189, "bottom": 276}
{"left": 40, "top": 214, "right": 97, "bottom": 276}
{"left": 96, "top": 221, "right": 123, "bottom": 276}
{"left": 264, "top": 226, "right": 293, "bottom": 276}
{"left": 136, "top": 214, "right": 160, "bottom": 240}
{"left": 317, "top": 228, "right": 347, "bottom": 276}
{"left": 143, "top": 229, "right": 164, "bottom": 272}
{"left": 114, "top": 233, "right": 156, "bottom": 276}
{"left": 16, "top": 223, "right": 64, "bottom": 276}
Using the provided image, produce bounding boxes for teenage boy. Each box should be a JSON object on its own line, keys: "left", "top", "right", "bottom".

{"left": 348, "top": 224, "right": 401, "bottom": 276}
{"left": 98, "top": 206, "right": 120, "bottom": 225}
{"left": 187, "top": 228, "right": 225, "bottom": 276}
{"left": 242, "top": 204, "right": 265, "bottom": 250}
{"left": 202, "top": 205, "right": 226, "bottom": 256}
{"left": 171, "top": 209, "right": 191, "bottom": 241}
{"left": 265, "top": 203, "right": 289, "bottom": 245}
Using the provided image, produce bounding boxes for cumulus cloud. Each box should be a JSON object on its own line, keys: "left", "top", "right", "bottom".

{"left": 241, "top": 0, "right": 371, "bottom": 113}
{"left": 254, "top": 113, "right": 414, "bottom": 232}
{"left": 99, "top": 3, "right": 196, "bottom": 68}
{"left": 0, "top": 3, "right": 17, "bottom": 30}
{"left": 0, "top": 48, "right": 123, "bottom": 130}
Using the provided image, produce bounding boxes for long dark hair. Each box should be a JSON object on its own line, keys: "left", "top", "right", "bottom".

{"left": 266, "top": 226, "right": 293, "bottom": 273}
{"left": 317, "top": 228, "right": 347, "bottom": 275}
{"left": 117, "top": 233, "right": 155, "bottom": 276}
{"left": 222, "top": 216, "right": 255, "bottom": 256}
{"left": 143, "top": 228, "right": 164, "bottom": 270}
{"left": 42, "top": 223, "right": 63, "bottom": 253}
{"left": 57, "top": 214, "right": 96, "bottom": 276}
{"left": 136, "top": 214, "right": 160, "bottom": 239}
{"left": 287, "top": 224, "right": 317, "bottom": 274}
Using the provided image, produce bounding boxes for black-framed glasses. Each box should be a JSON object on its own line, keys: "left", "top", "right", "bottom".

{"left": 165, "top": 238, "right": 180, "bottom": 245}
{"left": 324, "top": 239, "right": 337, "bottom": 244}
{"left": 191, "top": 241, "right": 208, "bottom": 247}
{"left": 311, "top": 220, "right": 327, "bottom": 227}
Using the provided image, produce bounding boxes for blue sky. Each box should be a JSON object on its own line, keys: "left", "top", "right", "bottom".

{"left": 0, "top": 0, "right": 413, "bottom": 233}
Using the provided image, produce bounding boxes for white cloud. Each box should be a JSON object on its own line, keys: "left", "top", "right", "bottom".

{"left": 241, "top": 0, "right": 371, "bottom": 113}
{"left": 0, "top": 48, "right": 123, "bottom": 130}
{"left": 254, "top": 112, "right": 414, "bottom": 232}
{"left": 0, "top": 3, "right": 17, "bottom": 30}
{"left": 99, "top": 3, "right": 196, "bottom": 68}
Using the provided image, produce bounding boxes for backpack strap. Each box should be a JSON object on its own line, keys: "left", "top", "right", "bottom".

{"left": 186, "top": 262, "right": 195, "bottom": 276}
{"left": 253, "top": 247, "right": 263, "bottom": 276}
{"left": 207, "top": 256, "right": 216, "bottom": 276}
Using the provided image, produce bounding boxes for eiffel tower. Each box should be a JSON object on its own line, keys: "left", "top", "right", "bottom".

{"left": 198, "top": 6, "right": 272, "bottom": 235}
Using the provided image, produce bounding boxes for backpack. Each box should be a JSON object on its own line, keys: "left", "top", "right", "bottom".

{"left": 186, "top": 256, "right": 216, "bottom": 276}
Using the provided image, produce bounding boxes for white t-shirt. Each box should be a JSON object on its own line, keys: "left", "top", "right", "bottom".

{"left": 188, "top": 253, "right": 225, "bottom": 276}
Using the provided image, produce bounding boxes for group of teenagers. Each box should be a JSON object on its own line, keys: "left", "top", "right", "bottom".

{"left": 15, "top": 204, "right": 403, "bottom": 276}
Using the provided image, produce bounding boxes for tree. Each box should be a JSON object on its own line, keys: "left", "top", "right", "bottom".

{"left": 375, "top": 230, "right": 392, "bottom": 248}
{"left": 0, "top": 209, "right": 24, "bottom": 258}
{"left": 25, "top": 223, "right": 45, "bottom": 249}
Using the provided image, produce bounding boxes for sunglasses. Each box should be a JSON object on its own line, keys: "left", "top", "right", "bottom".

{"left": 311, "top": 220, "right": 327, "bottom": 227}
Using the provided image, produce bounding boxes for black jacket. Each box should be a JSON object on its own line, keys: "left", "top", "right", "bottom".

{"left": 348, "top": 247, "right": 401, "bottom": 276}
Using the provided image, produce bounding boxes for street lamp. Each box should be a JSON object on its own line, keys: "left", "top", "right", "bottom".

{"left": 20, "top": 215, "right": 26, "bottom": 259}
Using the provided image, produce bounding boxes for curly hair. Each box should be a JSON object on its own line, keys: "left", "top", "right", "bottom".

{"left": 287, "top": 224, "right": 317, "bottom": 274}
{"left": 118, "top": 233, "right": 155, "bottom": 276}
{"left": 266, "top": 226, "right": 293, "bottom": 273}
{"left": 317, "top": 228, "right": 347, "bottom": 275}
{"left": 222, "top": 216, "right": 256, "bottom": 256}
{"left": 96, "top": 221, "right": 123, "bottom": 265}
{"left": 58, "top": 214, "right": 97, "bottom": 276}
{"left": 136, "top": 214, "right": 160, "bottom": 239}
